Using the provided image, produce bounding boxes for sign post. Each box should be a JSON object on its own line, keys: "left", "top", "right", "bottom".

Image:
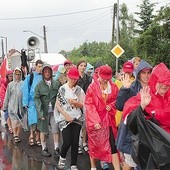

{"left": 111, "top": 44, "right": 124, "bottom": 73}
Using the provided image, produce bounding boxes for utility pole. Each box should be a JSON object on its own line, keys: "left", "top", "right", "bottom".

{"left": 111, "top": 1, "right": 124, "bottom": 73}
{"left": 43, "top": 25, "right": 48, "bottom": 53}
{"left": 1, "top": 39, "right": 5, "bottom": 60}
{"left": 116, "top": 0, "right": 119, "bottom": 73}
{"left": 116, "top": 0, "right": 119, "bottom": 45}
{"left": 111, "top": 3, "right": 117, "bottom": 47}
{"left": 111, "top": 2, "right": 120, "bottom": 73}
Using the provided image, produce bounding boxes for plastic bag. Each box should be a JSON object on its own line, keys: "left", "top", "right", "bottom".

{"left": 127, "top": 106, "right": 170, "bottom": 169}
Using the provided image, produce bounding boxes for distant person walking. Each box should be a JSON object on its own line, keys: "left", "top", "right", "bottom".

{"left": 0, "top": 70, "right": 13, "bottom": 133}
{"left": 34, "top": 65, "right": 60, "bottom": 157}
{"left": 3, "top": 67, "right": 23, "bottom": 143}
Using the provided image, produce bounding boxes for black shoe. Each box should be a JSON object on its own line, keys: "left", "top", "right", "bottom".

{"left": 54, "top": 148, "right": 60, "bottom": 157}
{"left": 41, "top": 147, "right": 51, "bottom": 157}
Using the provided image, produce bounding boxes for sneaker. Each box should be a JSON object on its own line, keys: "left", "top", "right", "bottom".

{"left": 78, "top": 146, "right": 83, "bottom": 154}
{"left": 71, "top": 165, "right": 78, "bottom": 170}
{"left": 58, "top": 156, "right": 66, "bottom": 169}
{"left": 41, "top": 147, "right": 51, "bottom": 157}
{"left": 54, "top": 148, "right": 60, "bottom": 157}
{"left": 100, "top": 161, "right": 109, "bottom": 170}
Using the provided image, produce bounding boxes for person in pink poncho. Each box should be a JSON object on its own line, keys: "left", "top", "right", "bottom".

{"left": 85, "top": 65, "right": 120, "bottom": 170}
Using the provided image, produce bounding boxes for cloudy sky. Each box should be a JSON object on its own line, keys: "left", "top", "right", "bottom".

{"left": 0, "top": 0, "right": 168, "bottom": 55}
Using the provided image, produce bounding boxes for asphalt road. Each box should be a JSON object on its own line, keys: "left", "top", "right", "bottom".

{"left": 0, "top": 127, "right": 114, "bottom": 170}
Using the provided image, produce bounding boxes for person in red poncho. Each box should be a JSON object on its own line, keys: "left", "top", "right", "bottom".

{"left": 123, "top": 63, "right": 170, "bottom": 170}
{"left": 0, "top": 70, "right": 13, "bottom": 133}
{"left": 85, "top": 65, "right": 120, "bottom": 170}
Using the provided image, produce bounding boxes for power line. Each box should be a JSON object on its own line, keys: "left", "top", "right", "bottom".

{"left": 50, "top": 11, "right": 111, "bottom": 30}
{"left": 0, "top": 1, "right": 168, "bottom": 21}
{"left": 0, "top": 6, "right": 112, "bottom": 21}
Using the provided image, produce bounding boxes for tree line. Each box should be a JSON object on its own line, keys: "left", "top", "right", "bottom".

{"left": 59, "top": 0, "right": 170, "bottom": 70}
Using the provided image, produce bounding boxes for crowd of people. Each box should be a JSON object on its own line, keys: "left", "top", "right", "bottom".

{"left": 0, "top": 57, "right": 170, "bottom": 170}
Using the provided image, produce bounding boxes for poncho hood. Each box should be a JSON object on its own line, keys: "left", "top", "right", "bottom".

{"left": 148, "top": 63, "right": 170, "bottom": 94}
{"left": 123, "top": 63, "right": 170, "bottom": 133}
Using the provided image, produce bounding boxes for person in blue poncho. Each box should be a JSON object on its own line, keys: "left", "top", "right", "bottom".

{"left": 22, "top": 59, "right": 43, "bottom": 146}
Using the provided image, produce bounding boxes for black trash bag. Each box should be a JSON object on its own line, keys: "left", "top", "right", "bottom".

{"left": 127, "top": 106, "right": 170, "bottom": 170}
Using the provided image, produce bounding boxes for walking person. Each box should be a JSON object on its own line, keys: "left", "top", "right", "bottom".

{"left": 0, "top": 70, "right": 13, "bottom": 133}
{"left": 34, "top": 65, "right": 60, "bottom": 157}
{"left": 116, "top": 60, "right": 152, "bottom": 170}
{"left": 3, "top": 67, "right": 23, "bottom": 143}
{"left": 22, "top": 59, "right": 43, "bottom": 146}
{"left": 85, "top": 65, "right": 120, "bottom": 170}
{"left": 76, "top": 59, "right": 92, "bottom": 154}
{"left": 55, "top": 67, "right": 85, "bottom": 170}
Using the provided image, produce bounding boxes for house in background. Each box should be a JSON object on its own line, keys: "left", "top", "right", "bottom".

{"left": 0, "top": 49, "right": 21, "bottom": 79}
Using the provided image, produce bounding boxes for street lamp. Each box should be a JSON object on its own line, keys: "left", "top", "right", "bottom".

{"left": 1, "top": 36, "right": 8, "bottom": 58}
{"left": 23, "top": 27, "right": 48, "bottom": 53}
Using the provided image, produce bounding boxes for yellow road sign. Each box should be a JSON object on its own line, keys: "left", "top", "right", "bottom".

{"left": 111, "top": 44, "right": 124, "bottom": 58}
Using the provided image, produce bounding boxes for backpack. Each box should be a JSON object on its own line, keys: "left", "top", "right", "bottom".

{"left": 29, "top": 72, "right": 34, "bottom": 87}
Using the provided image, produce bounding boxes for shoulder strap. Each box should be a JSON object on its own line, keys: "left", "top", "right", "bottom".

{"left": 30, "top": 72, "right": 34, "bottom": 87}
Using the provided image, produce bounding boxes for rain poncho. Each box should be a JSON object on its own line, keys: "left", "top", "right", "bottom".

{"left": 123, "top": 63, "right": 170, "bottom": 132}
{"left": 85, "top": 78, "right": 118, "bottom": 162}
{"left": 3, "top": 67, "right": 23, "bottom": 122}
{"left": 123, "top": 63, "right": 170, "bottom": 169}
{"left": 85, "top": 63, "right": 94, "bottom": 76}
{"left": 116, "top": 60, "right": 152, "bottom": 154}
{"left": 0, "top": 70, "right": 13, "bottom": 109}
{"left": 22, "top": 71, "right": 42, "bottom": 125}
{"left": 116, "top": 60, "right": 152, "bottom": 111}
{"left": 34, "top": 65, "right": 60, "bottom": 134}
{"left": 54, "top": 64, "right": 66, "bottom": 81}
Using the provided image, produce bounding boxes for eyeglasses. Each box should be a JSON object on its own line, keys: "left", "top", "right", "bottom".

{"left": 15, "top": 74, "right": 21, "bottom": 76}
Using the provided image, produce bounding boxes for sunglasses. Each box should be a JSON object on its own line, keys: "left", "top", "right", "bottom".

{"left": 15, "top": 74, "right": 21, "bottom": 76}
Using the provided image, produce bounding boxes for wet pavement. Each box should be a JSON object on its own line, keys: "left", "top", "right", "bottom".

{"left": 0, "top": 120, "right": 114, "bottom": 170}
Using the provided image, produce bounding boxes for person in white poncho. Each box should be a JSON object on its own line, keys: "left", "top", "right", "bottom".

{"left": 3, "top": 67, "right": 23, "bottom": 143}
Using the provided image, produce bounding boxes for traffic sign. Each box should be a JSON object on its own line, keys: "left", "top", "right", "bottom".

{"left": 111, "top": 44, "right": 124, "bottom": 58}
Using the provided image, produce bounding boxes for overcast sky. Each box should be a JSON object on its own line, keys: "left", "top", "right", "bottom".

{"left": 0, "top": 0, "right": 168, "bottom": 55}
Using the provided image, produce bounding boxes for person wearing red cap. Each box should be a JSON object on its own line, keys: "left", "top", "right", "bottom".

{"left": 85, "top": 65, "right": 120, "bottom": 170}
{"left": 114, "top": 61, "right": 135, "bottom": 128}
{"left": 63, "top": 60, "right": 73, "bottom": 73}
{"left": 122, "top": 61, "right": 134, "bottom": 74}
{"left": 0, "top": 70, "right": 13, "bottom": 133}
{"left": 55, "top": 67, "right": 85, "bottom": 170}
{"left": 114, "top": 61, "right": 135, "bottom": 89}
